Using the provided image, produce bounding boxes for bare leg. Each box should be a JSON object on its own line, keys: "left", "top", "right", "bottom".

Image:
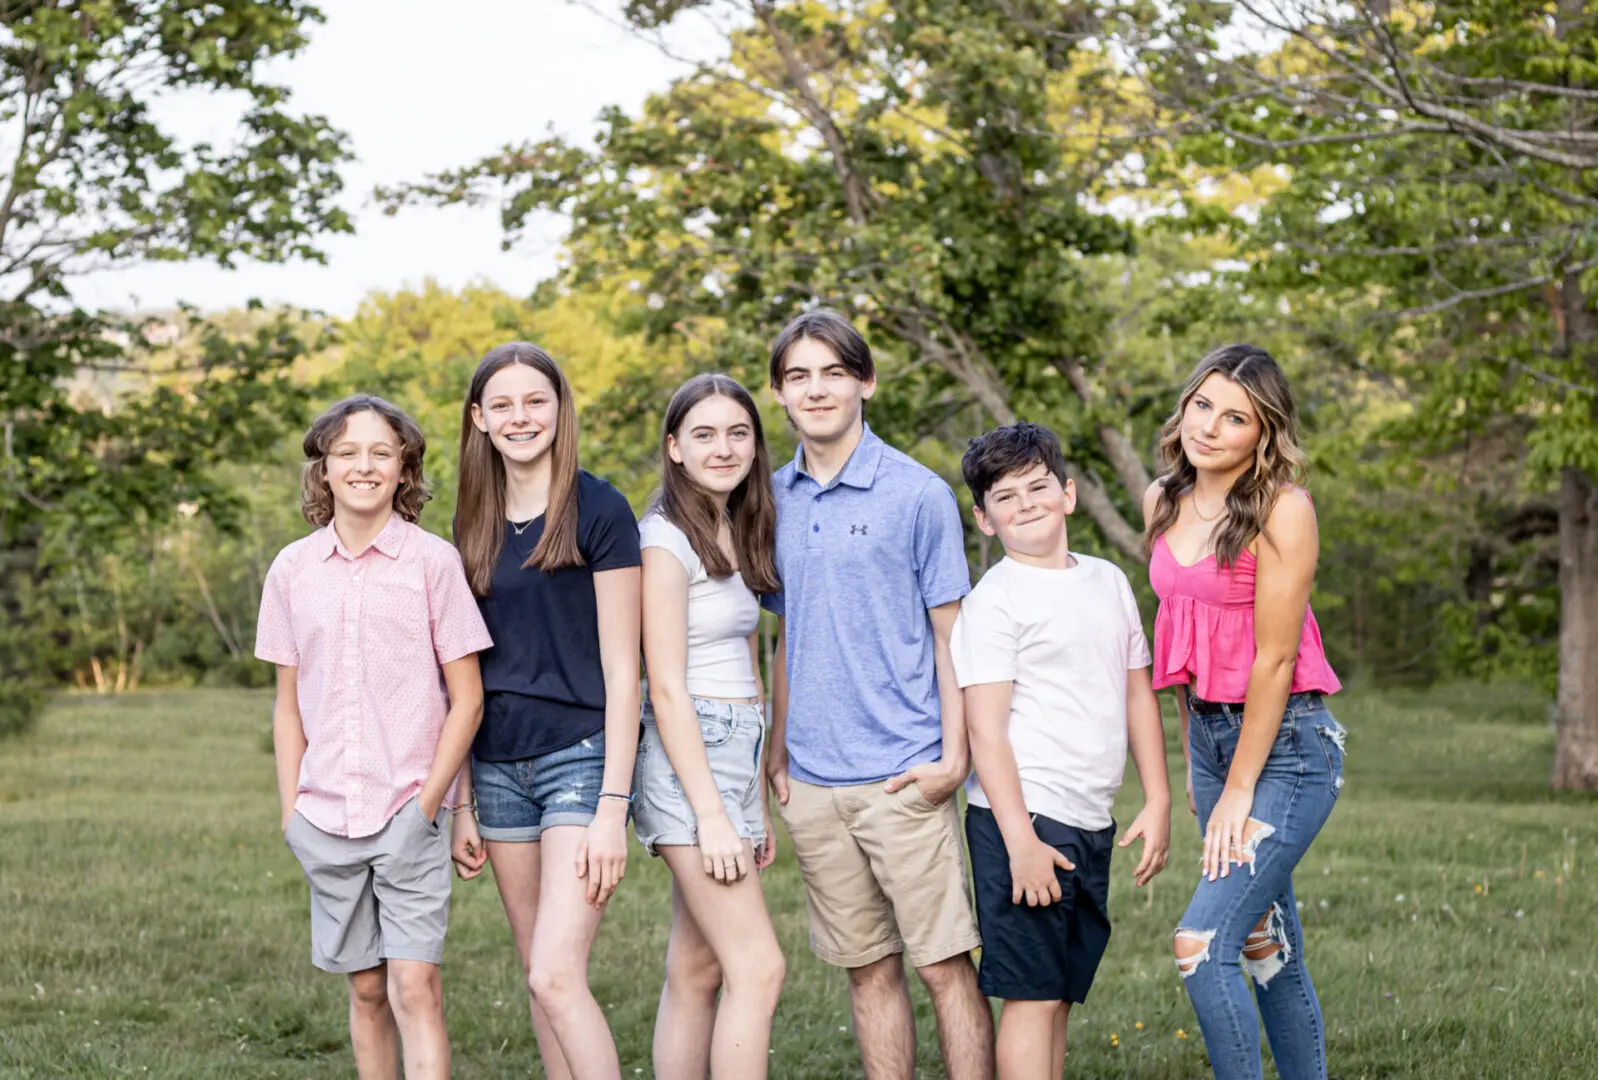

{"left": 848, "top": 954, "right": 916, "bottom": 1080}
{"left": 1052, "top": 1002, "right": 1069, "bottom": 1078}
{"left": 652, "top": 877, "right": 723, "bottom": 1080}
{"left": 485, "top": 839, "right": 574, "bottom": 1080}
{"left": 385, "top": 959, "right": 449, "bottom": 1080}
{"left": 527, "top": 825, "right": 621, "bottom": 1080}
{"left": 347, "top": 964, "right": 400, "bottom": 1080}
{"left": 663, "top": 842, "right": 786, "bottom": 1079}
{"left": 918, "top": 953, "right": 995, "bottom": 1080}
{"left": 995, "top": 999, "right": 1064, "bottom": 1080}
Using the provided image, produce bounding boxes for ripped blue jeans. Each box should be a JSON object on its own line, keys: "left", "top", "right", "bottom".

{"left": 1176, "top": 692, "right": 1346, "bottom": 1080}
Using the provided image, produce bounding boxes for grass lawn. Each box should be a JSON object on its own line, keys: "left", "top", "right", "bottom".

{"left": 1, "top": 684, "right": 1595, "bottom": 1078}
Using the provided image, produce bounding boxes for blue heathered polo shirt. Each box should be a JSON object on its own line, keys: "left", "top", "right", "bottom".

{"left": 762, "top": 424, "right": 971, "bottom": 786}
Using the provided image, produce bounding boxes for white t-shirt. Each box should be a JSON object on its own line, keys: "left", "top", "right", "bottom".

{"left": 952, "top": 554, "right": 1152, "bottom": 831}
{"left": 639, "top": 511, "right": 761, "bottom": 699}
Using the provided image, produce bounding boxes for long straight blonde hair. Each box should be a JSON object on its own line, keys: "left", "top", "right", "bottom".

{"left": 1145, "top": 344, "right": 1307, "bottom": 567}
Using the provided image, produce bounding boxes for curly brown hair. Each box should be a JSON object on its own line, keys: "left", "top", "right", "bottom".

{"left": 299, "top": 395, "right": 432, "bottom": 527}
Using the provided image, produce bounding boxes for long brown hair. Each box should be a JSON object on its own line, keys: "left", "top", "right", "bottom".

{"left": 455, "top": 342, "right": 584, "bottom": 595}
{"left": 653, "top": 374, "right": 780, "bottom": 595}
{"left": 300, "top": 394, "right": 431, "bottom": 527}
{"left": 1145, "top": 345, "right": 1307, "bottom": 567}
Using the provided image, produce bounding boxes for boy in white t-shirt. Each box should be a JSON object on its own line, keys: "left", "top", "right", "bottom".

{"left": 953, "top": 422, "right": 1171, "bottom": 1079}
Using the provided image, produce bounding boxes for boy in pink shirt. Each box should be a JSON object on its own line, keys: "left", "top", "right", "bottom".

{"left": 256, "top": 395, "right": 492, "bottom": 1080}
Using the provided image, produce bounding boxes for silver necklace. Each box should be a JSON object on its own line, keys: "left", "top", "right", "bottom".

{"left": 510, "top": 516, "right": 538, "bottom": 536}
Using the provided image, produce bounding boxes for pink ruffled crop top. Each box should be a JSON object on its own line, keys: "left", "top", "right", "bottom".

{"left": 1149, "top": 534, "right": 1341, "bottom": 704}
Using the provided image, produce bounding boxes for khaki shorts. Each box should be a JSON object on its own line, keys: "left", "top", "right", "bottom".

{"left": 779, "top": 777, "right": 981, "bottom": 969}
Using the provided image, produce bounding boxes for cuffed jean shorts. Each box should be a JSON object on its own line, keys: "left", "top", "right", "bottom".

{"left": 471, "top": 732, "right": 607, "bottom": 843}
{"left": 632, "top": 697, "right": 766, "bottom": 856}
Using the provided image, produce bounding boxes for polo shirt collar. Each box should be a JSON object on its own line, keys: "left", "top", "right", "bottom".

{"left": 318, "top": 513, "right": 408, "bottom": 561}
{"left": 789, "top": 423, "right": 884, "bottom": 491}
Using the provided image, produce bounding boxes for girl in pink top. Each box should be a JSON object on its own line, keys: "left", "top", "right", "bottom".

{"left": 1143, "top": 346, "right": 1347, "bottom": 1080}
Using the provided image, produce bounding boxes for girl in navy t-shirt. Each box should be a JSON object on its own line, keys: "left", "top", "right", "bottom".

{"left": 451, "top": 341, "right": 641, "bottom": 1079}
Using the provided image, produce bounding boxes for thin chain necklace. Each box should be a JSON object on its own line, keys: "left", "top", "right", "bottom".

{"left": 510, "top": 516, "right": 538, "bottom": 536}
{"left": 1191, "top": 492, "right": 1227, "bottom": 523}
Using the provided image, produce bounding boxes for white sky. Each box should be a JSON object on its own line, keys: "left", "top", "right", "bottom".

{"left": 71, "top": 1, "right": 709, "bottom": 318}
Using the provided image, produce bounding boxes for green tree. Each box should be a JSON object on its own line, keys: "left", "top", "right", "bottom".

{"left": 1123, "top": 0, "right": 1596, "bottom": 785}
{"left": 381, "top": 0, "right": 1185, "bottom": 560}
{"left": 0, "top": 1, "right": 352, "bottom": 733}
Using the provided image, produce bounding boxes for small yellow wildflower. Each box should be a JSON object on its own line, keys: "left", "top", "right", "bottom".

{"left": 1176, "top": 1029, "right": 1189, "bottom": 1040}
{"left": 1135, "top": 1021, "right": 1144, "bottom": 1030}
{"left": 1474, "top": 884, "right": 1483, "bottom": 894}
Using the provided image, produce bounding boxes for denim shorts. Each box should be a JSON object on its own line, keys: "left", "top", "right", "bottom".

{"left": 471, "top": 732, "right": 607, "bottom": 843}
{"left": 633, "top": 698, "right": 766, "bottom": 856}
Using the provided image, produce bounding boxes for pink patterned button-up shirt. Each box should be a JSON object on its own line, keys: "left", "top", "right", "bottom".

{"left": 256, "top": 515, "right": 493, "bottom": 839}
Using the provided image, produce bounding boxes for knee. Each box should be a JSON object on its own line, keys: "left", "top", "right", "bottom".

{"left": 725, "top": 946, "right": 786, "bottom": 1010}
{"left": 915, "top": 952, "right": 977, "bottom": 1000}
{"left": 348, "top": 968, "right": 389, "bottom": 1014}
{"left": 1241, "top": 904, "right": 1293, "bottom": 988}
{"left": 848, "top": 954, "right": 906, "bottom": 997}
{"left": 527, "top": 956, "right": 585, "bottom": 1013}
{"left": 1173, "top": 928, "right": 1216, "bottom": 979}
{"left": 667, "top": 944, "right": 725, "bottom": 999}
{"left": 387, "top": 966, "right": 441, "bottom": 1018}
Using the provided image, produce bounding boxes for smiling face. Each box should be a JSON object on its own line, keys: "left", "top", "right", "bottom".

{"left": 323, "top": 409, "right": 404, "bottom": 520}
{"left": 1180, "top": 372, "right": 1263, "bottom": 476}
{"left": 772, "top": 336, "right": 876, "bottom": 445}
{"left": 973, "top": 461, "right": 1076, "bottom": 559}
{"left": 668, "top": 393, "right": 757, "bottom": 499}
{"left": 471, "top": 362, "right": 560, "bottom": 466}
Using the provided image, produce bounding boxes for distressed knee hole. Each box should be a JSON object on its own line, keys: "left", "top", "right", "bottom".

{"left": 1240, "top": 902, "right": 1293, "bottom": 988}
{"left": 1174, "top": 929, "right": 1215, "bottom": 978}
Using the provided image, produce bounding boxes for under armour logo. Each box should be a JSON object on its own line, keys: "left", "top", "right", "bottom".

{"left": 851, "top": 524, "right": 868, "bottom": 536}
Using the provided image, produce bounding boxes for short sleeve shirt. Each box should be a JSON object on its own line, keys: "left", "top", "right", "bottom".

{"left": 473, "top": 471, "right": 642, "bottom": 761}
{"left": 762, "top": 425, "right": 970, "bottom": 785}
{"left": 255, "top": 514, "right": 493, "bottom": 838}
{"left": 952, "top": 554, "right": 1152, "bottom": 830}
{"left": 639, "top": 511, "right": 761, "bottom": 699}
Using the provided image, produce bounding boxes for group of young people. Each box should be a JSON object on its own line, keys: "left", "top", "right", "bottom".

{"left": 257, "top": 310, "right": 1348, "bottom": 1080}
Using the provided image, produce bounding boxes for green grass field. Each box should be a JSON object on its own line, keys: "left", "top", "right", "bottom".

{"left": 1, "top": 685, "right": 1594, "bottom": 1079}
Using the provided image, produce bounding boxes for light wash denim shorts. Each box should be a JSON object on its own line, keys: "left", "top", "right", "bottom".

{"left": 633, "top": 697, "right": 766, "bottom": 856}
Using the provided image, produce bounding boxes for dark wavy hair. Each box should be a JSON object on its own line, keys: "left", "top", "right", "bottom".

{"left": 1145, "top": 344, "right": 1307, "bottom": 567}
{"left": 961, "top": 422, "right": 1070, "bottom": 509}
{"left": 299, "top": 395, "right": 431, "bottom": 527}
{"left": 653, "top": 373, "right": 780, "bottom": 595}
{"left": 455, "top": 342, "right": 584, "bottom": 596}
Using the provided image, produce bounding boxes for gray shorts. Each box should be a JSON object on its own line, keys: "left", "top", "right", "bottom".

{"left": 633, "top": 697, "right": 767, "bottom": 856}
{"left": 283, "top": 796, "right": 451, "bottom": 973}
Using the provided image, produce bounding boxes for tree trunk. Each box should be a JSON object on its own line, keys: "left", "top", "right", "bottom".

{"left": 1553, "top": 466, "right": 1598, "bottom": 790}
{"left": 1553, "top": 266, "right": 1598, "bottom": 790}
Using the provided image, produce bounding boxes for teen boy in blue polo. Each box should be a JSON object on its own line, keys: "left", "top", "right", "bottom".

{"left": 763, "top": 310, "right": 994, "bottom": 1080}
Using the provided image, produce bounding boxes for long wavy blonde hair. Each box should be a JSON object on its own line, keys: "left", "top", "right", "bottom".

{"left": 1145, "top": 345, "right": 1307, "bottom": 567}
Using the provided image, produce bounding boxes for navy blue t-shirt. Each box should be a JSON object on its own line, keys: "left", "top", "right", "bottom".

{"left": 473, "top": 471, "right": 641, "bottom": 762}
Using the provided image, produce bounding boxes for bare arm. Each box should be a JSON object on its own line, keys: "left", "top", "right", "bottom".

{"left": 641, "top": 548, "right": 750, "bottom": 880}
{"left": 1203, "top": 491, "right": 1319, "bottom": 879}
{"left": 765, "top": 616, "right": 790, "bottom": 804}
{"left": 965, "top": 681, "right": 1030, "bottom": 848}
{"left": 586, "top": 564, "right": 642, "bottom": 903}
{"left": 884, "top": 599, "right": 968, "bottom": 804}
{"left": 1119, "top": 666, "right": 1171, "bottom": 885}
{"left": 272, "top": 665, "right": 305, "bottom": 832}
{"left": 1233, "top": 493, "right": 1319, "bottom": 792}
{"left": 417, "top": 654, "right": 484, "bottom": 820}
